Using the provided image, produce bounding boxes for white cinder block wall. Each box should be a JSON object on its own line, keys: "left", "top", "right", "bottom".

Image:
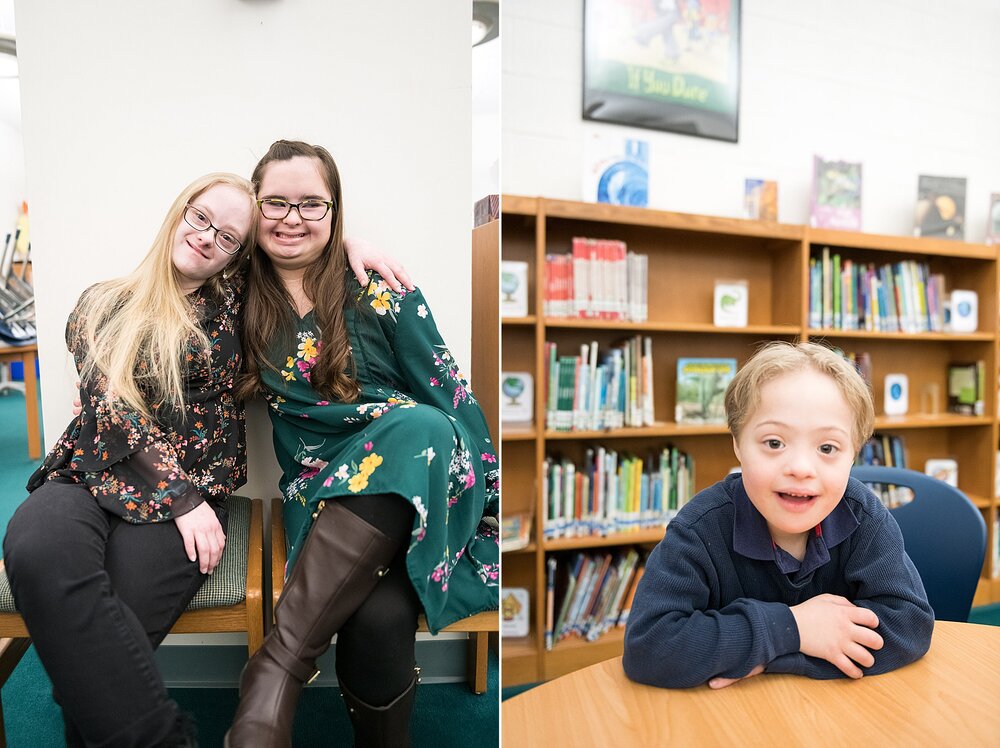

{"left": 502, "top": 0, "right": 1000, "bottom": 239}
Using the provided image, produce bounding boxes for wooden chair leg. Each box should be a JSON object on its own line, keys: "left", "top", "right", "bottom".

{"left": 246, "top": 499, "right": 265, "bottom": 656}
{"left": 466, "top": 631, "right": 489, "bottom": 694}
{"left": 0, "top": 638, "right": 31, "bottom": 748}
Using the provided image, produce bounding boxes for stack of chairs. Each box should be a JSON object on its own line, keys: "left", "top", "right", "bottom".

{"left": 0, "top": 233, "right": 35, "bottom": 346}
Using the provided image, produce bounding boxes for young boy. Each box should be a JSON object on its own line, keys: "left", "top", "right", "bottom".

{"left": 623, "top": 342, "right": 934, "bottom": 689}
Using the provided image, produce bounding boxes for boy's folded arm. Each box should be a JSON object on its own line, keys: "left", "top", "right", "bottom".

{"left": 769, "top": 511, "right": 934, "bottom": 680}
{"left": 623, "top": 522, "right": 800, "bottom": 688}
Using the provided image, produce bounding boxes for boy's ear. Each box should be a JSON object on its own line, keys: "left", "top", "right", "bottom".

{"left": 732, "top": 435, "right": 742, "bottom": 463}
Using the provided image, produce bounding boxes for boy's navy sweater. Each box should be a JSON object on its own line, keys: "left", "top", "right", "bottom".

{"left": 623, "top": 473, "right": 934, "bottom": 688}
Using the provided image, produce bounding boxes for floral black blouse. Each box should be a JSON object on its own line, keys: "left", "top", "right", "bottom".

{"left": 26, "top": 280, "right": 247, "bottom": 523}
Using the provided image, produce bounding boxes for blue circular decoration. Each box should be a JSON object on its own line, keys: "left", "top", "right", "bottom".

{"left": 597, "top": 160, "right": 648, "bottom": 207}
{"left": 890, "top": 383, "right": 902, "bottom": 400}
{"left": 957, "top": 301, "right": 972, "bottom": 317}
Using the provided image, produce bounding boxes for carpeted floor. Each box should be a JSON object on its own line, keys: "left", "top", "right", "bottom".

{"left": 0, "top": 389, "right": 499, "bottom": 746}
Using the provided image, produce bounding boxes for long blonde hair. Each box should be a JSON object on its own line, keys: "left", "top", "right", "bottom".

{"left": 76, "top": 172, "right": 257, "bottom": 421}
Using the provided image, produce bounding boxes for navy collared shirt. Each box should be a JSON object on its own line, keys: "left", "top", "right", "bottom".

{"left": 623, "top": 473, "right": 934, "bottom": 688}
{"left": 731, "top": 478, "right": 860, "bottom": 580}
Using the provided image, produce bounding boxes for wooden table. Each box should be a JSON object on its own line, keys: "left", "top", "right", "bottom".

{"left": 0, "top": 342, "right": 41, "bottom": 460}
{"left": 503, "top": 621, "right": 1000, "bottom": 746}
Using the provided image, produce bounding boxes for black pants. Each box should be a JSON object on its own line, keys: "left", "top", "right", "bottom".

{"left": 332, "top": 494, "right": 421, "bottom": 707}
{"left": 3, "top": 480, "right": 220, "bottom": 747}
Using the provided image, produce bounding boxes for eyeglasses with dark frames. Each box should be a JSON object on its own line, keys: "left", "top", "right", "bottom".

{"left": 183, "top": 205, "right": 244, "bottom": 255}
{"left": 257, "top": 198, "right": 335, "bottom": 222}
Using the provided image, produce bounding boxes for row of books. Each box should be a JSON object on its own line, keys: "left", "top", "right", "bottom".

{"left": 856, "top": 433, "right": 913, "bottom": 509}
{"left": 545, "top": 549, "right": 646, "bottom": 648}
{"left": 809, "top": 250, "right": 947, "bottom": 333}
{"left": 543, "top": 445, "right": 695, "bottom": 538}
{"left": 543, "top": 238, "right": 649, "bottom": 321}
{"left": 545, "top": 337, "right": 655, "bottom": 431}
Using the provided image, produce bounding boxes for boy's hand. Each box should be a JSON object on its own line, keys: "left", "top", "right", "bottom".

{"left": 791, "top": 594, "right": 884, "bottom": 678}
{"left": 708, "top": 663, "right": 765, "bottom": 689}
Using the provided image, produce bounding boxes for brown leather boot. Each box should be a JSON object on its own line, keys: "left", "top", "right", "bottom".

{"left": 340, "top": 669, "right": 418, "bottom": 748}
{"left": 225, "top": 500, "right": 399, "bottom": 748}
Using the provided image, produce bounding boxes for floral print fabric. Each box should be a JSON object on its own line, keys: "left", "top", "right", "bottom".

{"left": 263, "top": 272, "right": 499, "bottom": 633}
{"left": 26, "top": 281, "right": 246, "bottom": 522}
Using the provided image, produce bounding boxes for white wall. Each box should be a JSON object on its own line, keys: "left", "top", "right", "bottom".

{"left": 0, "top": 0, "right": 24, "bottom": 241}
{"left": 503, "top": 0, "right": 1000, "bottom": 239}
{"left": 14, "top": 1, "right": 474, "bottom": 500}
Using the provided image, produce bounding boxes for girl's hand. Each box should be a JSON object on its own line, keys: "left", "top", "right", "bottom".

{"left": 174, "top": 502, "right": 226, "bottom": 574}
{"left": 72, "top": 381, "right": 82, "bottom": 416}
{"left": 343, "top": 236, "right": 415, "bottom": 293}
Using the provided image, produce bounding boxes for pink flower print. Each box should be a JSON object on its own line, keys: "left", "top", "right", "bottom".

{"left": 431, "top": 567, "right": 444, "bottom": 582}
{"left": 464, "top": 470, "right": 476, "bottom": 489}
{"left": 429, "top": 377, "right": 440, "bottom": 387}
{"left": 323, "top": 477, "right": 334, "bottom": 487}
{"left": 481, "top": 452, "right": 496, "bottom": 463}
{"left": 364, "top": 441, "right": 374, "bottom": 452}
{"left": 316, "top": 400, "right": 329, "bottom": 406}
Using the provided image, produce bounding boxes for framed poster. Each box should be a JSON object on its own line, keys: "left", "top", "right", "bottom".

{"left": 583, "top": 0, "right": 741, "bottom": 142}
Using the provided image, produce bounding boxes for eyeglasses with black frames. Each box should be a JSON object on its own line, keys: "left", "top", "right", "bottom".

{"left": 183, "top": 205, "right": 243, "bottom": 255}
{"left": 257, "top": 198, "right": 335, "bottom": 222}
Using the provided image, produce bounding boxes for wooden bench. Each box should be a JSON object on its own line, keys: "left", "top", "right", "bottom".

{"left": 269, "top": 499, "right": 498, "bottom": 694}
{"left": 0, "top": 495, "right": 263, "bottom": 748}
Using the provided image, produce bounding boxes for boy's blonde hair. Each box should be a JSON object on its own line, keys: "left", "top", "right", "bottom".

{"left": 725, "top": 341, "right": 875, "bottom": 451}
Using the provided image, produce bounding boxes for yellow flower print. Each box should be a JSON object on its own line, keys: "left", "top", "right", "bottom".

{"left": 359, "top": 453, "right": 383, "bottom": 477}
{"left": 298, "top": 338, "right": 318, "bottom": 360}
{"left": 281, "top": 370, "right": 296, "bottom": 382}
{"left": 370, "top": 290, "right": 392, "bottom": 316}
{"left": 348, "top": 473, "right": 369, "bottom": 493}
{"left": 286, "top": 356, "right": 295, "bottom": 369}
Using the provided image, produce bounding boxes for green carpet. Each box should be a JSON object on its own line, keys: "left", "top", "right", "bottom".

{"left": 0, "top": 390, "right": 499, "bottom": 746}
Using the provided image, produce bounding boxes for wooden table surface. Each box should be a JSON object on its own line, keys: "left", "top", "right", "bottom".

{"left": 0, "top": 342, "right": 40, "bottom": 460}
{"left": 503, "top": 620, "right": 1000, "bottom": 746}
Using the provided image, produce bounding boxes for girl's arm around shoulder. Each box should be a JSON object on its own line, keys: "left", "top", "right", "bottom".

{"left": 622, "top": 518, "right": 800, "bottom": 689}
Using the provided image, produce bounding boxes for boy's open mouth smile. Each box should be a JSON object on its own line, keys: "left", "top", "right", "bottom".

{"left": 777, "top": 491, "right": 818, "bottom": 511}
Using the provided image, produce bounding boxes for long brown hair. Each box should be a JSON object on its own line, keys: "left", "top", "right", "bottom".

{"left": 238, "top": 140, "right": 359, "bottom": 402}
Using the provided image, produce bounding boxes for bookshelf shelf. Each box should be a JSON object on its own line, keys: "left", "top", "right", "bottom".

{"left": 873, "top": 414, "right": 993, "bottom": 429}
{"left": 502, "top": 315, "right": 537, "bottom": 326}
{"left": 500, "top": 196, "right": 1000, "bottom": 688}
{"left": 807, "top": 228, "right": 995, "bottom": 260}
{"left": 808, "top": 329, "right": 995, "bottom": 342}
{"left": 544, "top": 423, "right": 729, "bottom": 440}
{"left": 546, "top": 319, "right": 802, "bottom": 336}
{"left": 502, "top": 425, "right": 537, "bottom": 441}
{"left": 543, "top": 528, "right": 666, "bottom": 551}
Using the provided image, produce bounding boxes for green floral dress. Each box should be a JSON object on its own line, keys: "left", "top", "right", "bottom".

{"left": 261, "top": 273, "right": 499, "bottom": 633}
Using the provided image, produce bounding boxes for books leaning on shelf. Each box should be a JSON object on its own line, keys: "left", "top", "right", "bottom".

{"left": 809, "top": 248, "right": 948, "bottom": 333}
{"left": 543, "top": 238, "right": 648, "bottom": 321}
{"left": 544, "top": 337, "right": 655, "bottom": 431}
{"left": 542, "top": 444, "right": 694, "bottom": 539}
{"left": 545, "top": 548, "right": 647, "bottom": 649}
{"left": 675, "top": 357, "right": 736, "bottom": 425}
{"left": 501, "top": 511, "right": 533, "bottom": 552}
{"left": 947, "top": 361, "right": 985, "bottom": 416}
{"left": 857, "top": 432, "right": 913, "bottom": 508}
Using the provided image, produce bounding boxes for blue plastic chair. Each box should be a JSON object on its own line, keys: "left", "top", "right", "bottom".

{"left": 851, "top": 465, "right": 987, "bottom": 622}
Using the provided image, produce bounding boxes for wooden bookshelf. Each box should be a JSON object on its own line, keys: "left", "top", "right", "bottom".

{"left": 500, "top": 195, "right": 1000, "bottom": 687}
